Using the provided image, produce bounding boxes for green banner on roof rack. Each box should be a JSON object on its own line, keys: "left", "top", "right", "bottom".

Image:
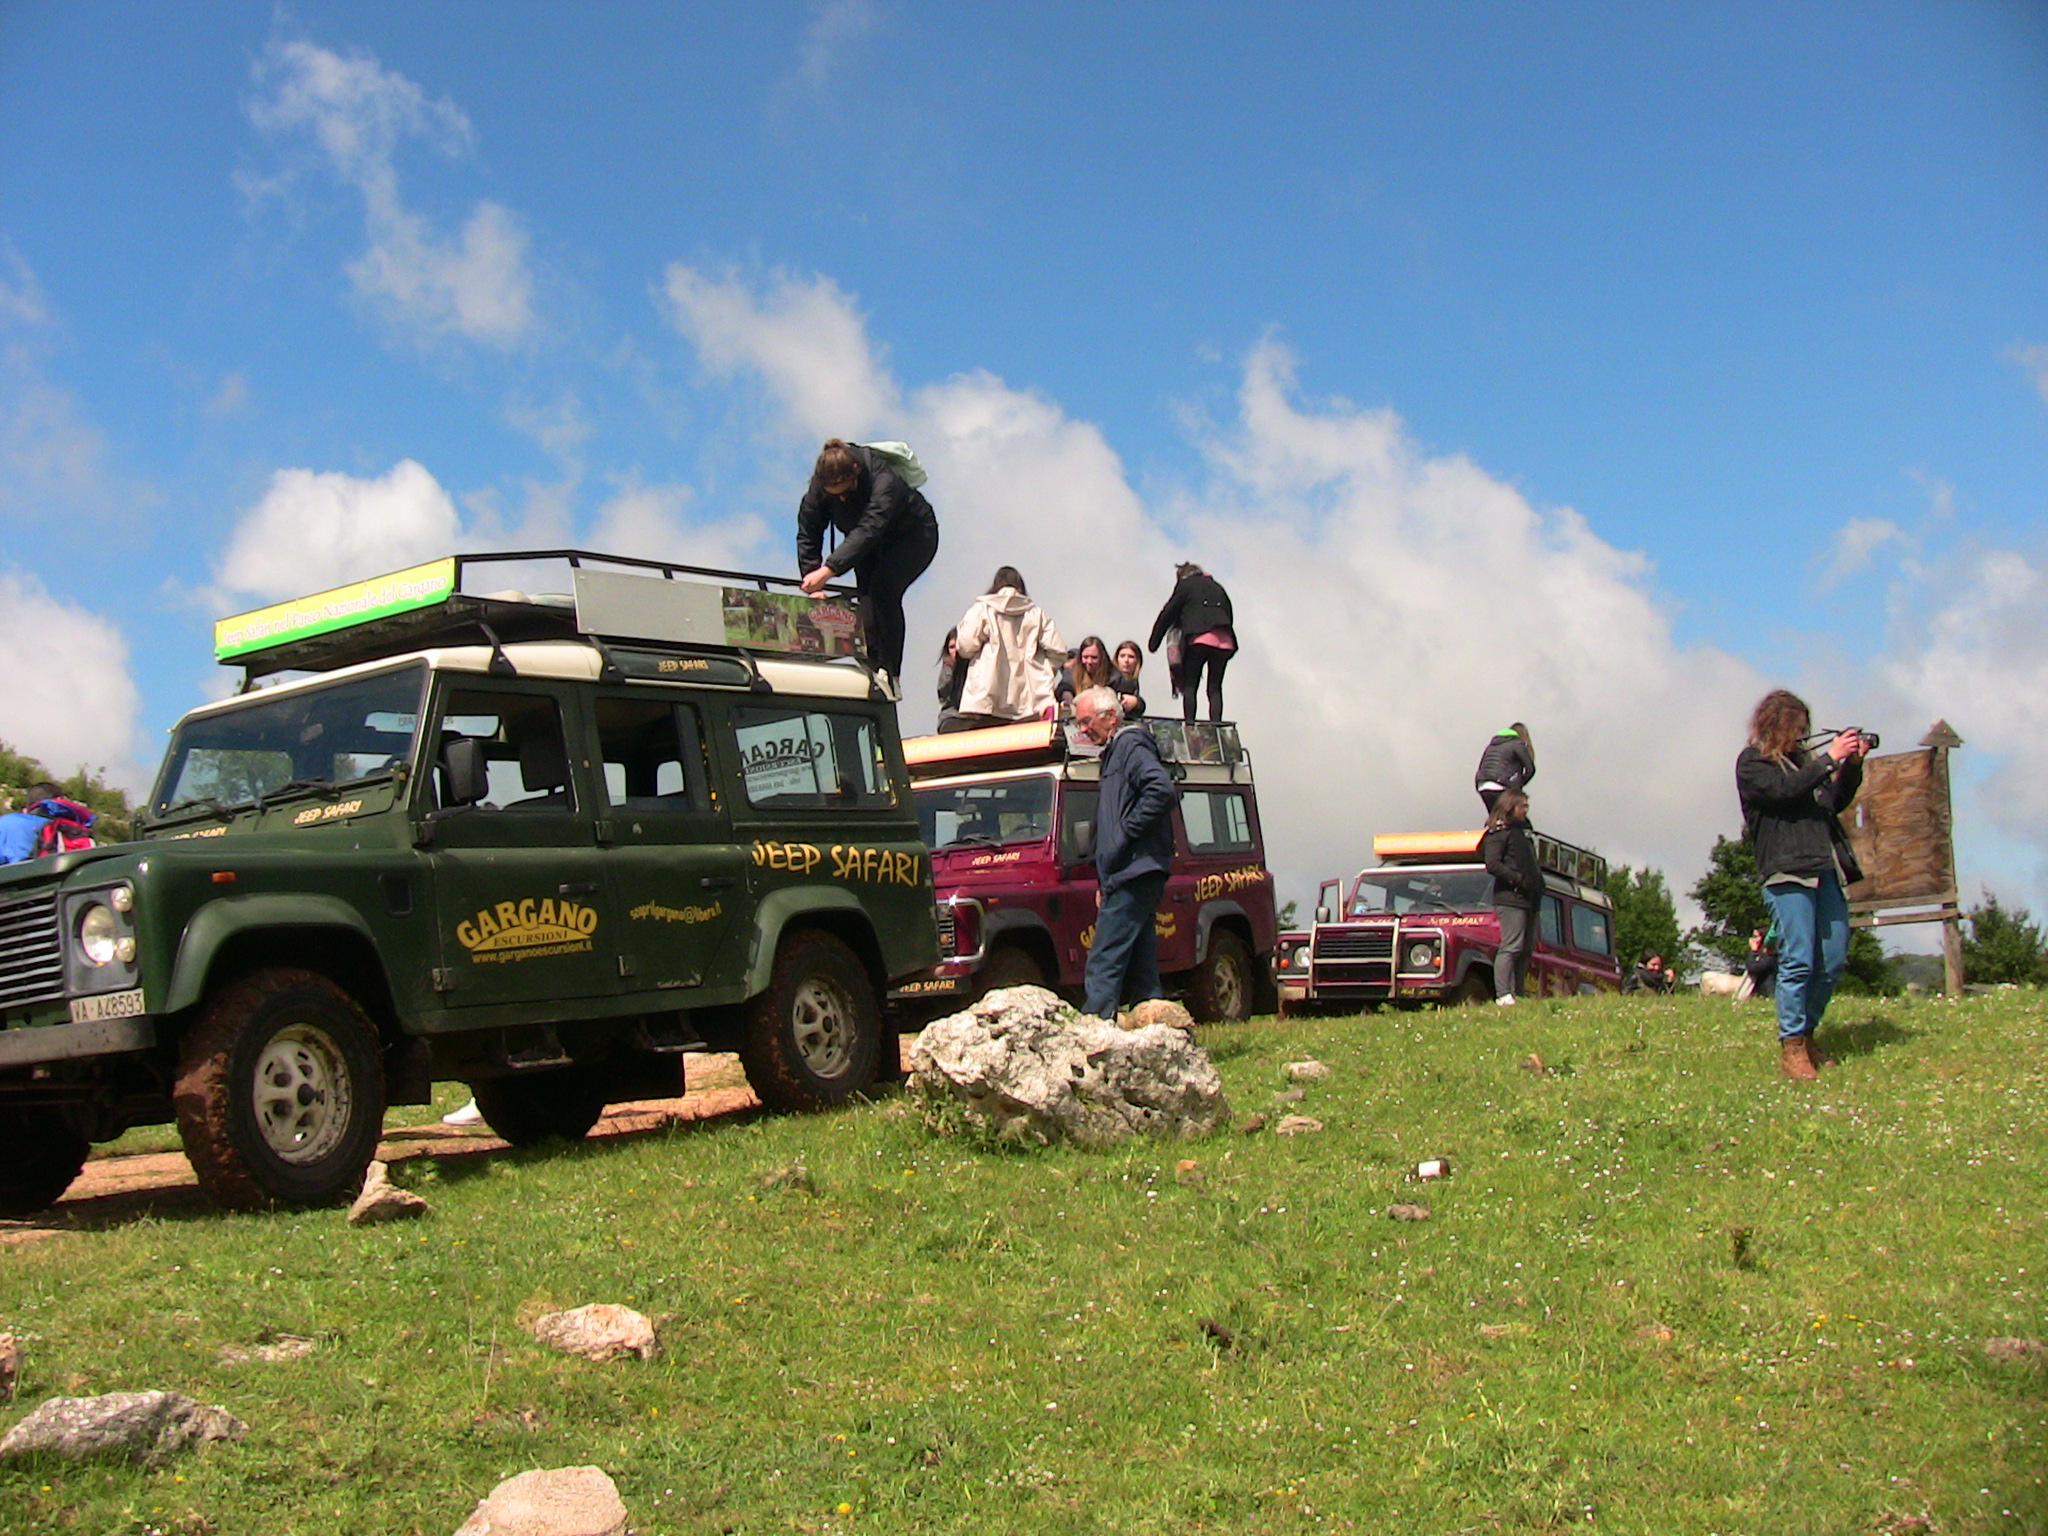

{"left": 215, "top": 558, "right": 458, "bottom": 662}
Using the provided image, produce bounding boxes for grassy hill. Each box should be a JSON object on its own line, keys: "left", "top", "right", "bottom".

{"left": 3, "top": 991, "right": 2042, "bottom": 1534}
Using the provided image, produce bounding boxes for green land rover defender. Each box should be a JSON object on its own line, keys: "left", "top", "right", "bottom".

{"left": 0, "top": 552, "right": 939, "bottom": 1213}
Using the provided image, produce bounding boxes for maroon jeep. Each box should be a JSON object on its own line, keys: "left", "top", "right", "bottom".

{"left": 1278, "top": 828, "right": 1622, "bottom": 1012}
{"left": 892, "top": 719, "right": 1278, "bottom": 1022}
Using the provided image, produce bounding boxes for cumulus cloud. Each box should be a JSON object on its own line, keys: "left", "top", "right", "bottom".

{"left": 587, "top": 477, "right": 770, "bottom": 571}
{"left": 248, "top": 39, "right": 534, "bottom": 348}
{"left": 1821, "top": 516, "right": 1908, "bottom": 588}
{"left": 658, "top": 265, "right": 1773, "bottom": 907}
{"left": 0, "top": 569, "right": 148, "bottom": 789}
{"left": 776, "top": 0, "right": 885, "bottom": 106}
{"left": 214, "top": 458, "right": 467, "bottom": 602}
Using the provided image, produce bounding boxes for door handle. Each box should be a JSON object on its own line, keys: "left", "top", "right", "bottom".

{"left": 700, "top": 875, "right": 738, "bottom": 890}
{"left": 558, "top": 881, "right": 600, "bottom": 895}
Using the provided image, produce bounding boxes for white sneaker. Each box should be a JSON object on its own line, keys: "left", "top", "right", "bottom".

{"left": 1494, "top": 994, "right": 1517, "bottom": 1007}
{"left": 441, "top": 1098, "right": 483, "bottom": 1126}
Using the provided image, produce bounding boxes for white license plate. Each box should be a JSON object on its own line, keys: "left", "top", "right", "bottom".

{"left": 70, "top": 989, "right": 146, "bottom": 1023}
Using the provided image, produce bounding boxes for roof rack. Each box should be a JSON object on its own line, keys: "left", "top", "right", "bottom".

{"left": 1372, "top": 827, "right": 1609, "bottom": 889}
{"left": 213, "top": 550, "right": 869, "bottom": 682}
{"left": 906, "top": 718, "right": 1250, "bottom": 780}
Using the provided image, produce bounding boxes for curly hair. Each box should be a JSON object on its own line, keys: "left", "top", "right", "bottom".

{"left": 1748, "top": 689, "right": 1811, "bottom": 763}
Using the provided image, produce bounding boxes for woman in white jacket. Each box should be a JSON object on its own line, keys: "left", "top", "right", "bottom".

{"left": 946, "top": 567, "right": 1067, "bottom": 730}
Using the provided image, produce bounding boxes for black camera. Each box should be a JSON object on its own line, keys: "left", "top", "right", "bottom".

{"left": 1805, "top": 726, "right": 1880, "bottom": 752}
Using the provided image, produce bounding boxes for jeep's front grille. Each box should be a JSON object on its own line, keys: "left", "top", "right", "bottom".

{"left": 1314, "top": 927, "right": 1394, "bottom": 962}
{"left": 935, "top": 904, "right": 957, "bottom": 955}
{"left": 0, "top": 886, "right": 64, "bottom": 1011}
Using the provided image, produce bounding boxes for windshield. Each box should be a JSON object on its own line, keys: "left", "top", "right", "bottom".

{"left": 1348, "top": 868, "right": 1496, "bottom": 916}
{"left": 916, "top": 775, "right": 1055, "bottom": 851}
{"left": 151, "top": 665, "right": 427, "bottom": 817}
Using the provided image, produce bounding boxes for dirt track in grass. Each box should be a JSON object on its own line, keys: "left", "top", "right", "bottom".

{"left": 1, "top": 1052, "right": 768, "bottom": 1244}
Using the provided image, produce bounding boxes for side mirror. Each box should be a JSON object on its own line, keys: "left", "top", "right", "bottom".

{"left": 1315, "top": 906, "right": 1330, "bottom": 924}
{"left": 441, "top": 737, "right": 488, "bottom": 807}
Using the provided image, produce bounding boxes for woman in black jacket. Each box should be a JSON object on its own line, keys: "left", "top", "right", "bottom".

{"left": 1735, "top": 689, "right": 1868, "bottom": 1080}
{"left": 797, "top": 439, "right": 940, "bottom": 680}
{"left": 1147, "top": 562, "right": 1236, "bottom": 723}
{"left": 1481, "top": 789, "right": 1545, "bottom": 1005}
{"left": 1473, "top": 723, "right": 1535, "bottom": 815}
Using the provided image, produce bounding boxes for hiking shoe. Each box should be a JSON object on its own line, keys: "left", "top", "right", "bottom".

{"left": 441, "top": 1098, "right": 483, "bottom": 1126}
{"left": 1805, "top": 1032, "right": 1834, "bottom": 1070}
{"left": 1494, "top": 994, "right": 1517, "bottom": 1007}
{"left": 1779, "top": 1038, "right": 1818, "bottom": 1081}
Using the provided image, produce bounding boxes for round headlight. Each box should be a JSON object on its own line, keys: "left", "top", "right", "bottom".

{"left": 1405, "top": 940, "right": 1438, "bottom": 971}
{"left": 78, "top": 903, "right": 119, "bottom": 966}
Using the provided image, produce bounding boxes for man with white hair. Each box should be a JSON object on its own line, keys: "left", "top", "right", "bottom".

{"left": 1073, "top": 685, "right": 1178, "bottom": 1019}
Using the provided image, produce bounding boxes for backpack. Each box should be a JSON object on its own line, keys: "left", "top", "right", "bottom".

{"left": 32, "top": 802, "right": 95, "bottom": 856}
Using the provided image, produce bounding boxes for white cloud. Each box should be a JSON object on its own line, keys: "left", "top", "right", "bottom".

{"left": 0, "top": 241, "right": 52, "bottom": 327}
{"left": 214, "top": 458, "right": 467, "bottom": 602}
{"left": 506, "top": 391, "right": 592, "bottom": 458}
{"left": 2011, "top": 341, "right": 2048, "bottom": 408}
{"left": 249, "top": 39, "right": 534, "bottom": 348}
{"left": 1821, "top": 516, "right": 1907, "bottom": 588}
{"left": 587, "top": 477, "right": 770, "bottom": 571}
{"left": 779, "top": 0, "right": 885, "bottom": 104}
{"left": 0, "top": 569, "right": 148, "bottom": 790}
{"left": 659, "top": 265, "right": 1774, "bottom": 909}
{"left": 205, "top": 371, "right": 252, "bottom": 418}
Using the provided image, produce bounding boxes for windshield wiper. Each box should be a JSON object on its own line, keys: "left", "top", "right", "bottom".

{"left": 253, "top": 778, "right": 342, "bottom": 814}
{"left": 939, "top": 834, "right": 1003, "bottom": 850}
{"left": 156, "top": 796, "right": 240, "bottom": 823}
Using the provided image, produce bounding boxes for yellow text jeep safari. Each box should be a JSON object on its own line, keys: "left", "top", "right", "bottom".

{"left": 0, "top": 551, "right": 937, "bottom": 1213}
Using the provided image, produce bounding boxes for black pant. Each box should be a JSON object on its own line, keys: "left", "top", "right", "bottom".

{"left": 1180, "top": 641, "right": 1232, "bottom": 722}
{"left": 851, "top": 516, "right": 939, "bottom": 678}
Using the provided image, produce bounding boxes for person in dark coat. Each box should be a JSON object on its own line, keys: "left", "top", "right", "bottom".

{"left": 1474, "top": 723, "right": 1536, "bottom": 815}
{"left": 1736, "top": 688, "right": 1867, "bottom": 1080}
{"left": 1742, "top": 927, "right": 1779, "bottom": 1001}
{"left": 1481, "top": 789, "right": 1545, "bottom": 1005}
{"left": 796, "top": 438, "right": 940, "bottom": 680}
{"left": 1147, "top": 561, "right": 1236, "bottom": 723}
{"left": 935, "top": 628, "right": 969, "bottom": 733}
{"left": 1074, "top": 685, "right": 1178, "bottom": 1019}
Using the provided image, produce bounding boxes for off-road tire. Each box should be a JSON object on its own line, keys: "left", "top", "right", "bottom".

{"left": 740, "top": 930, "right": 881, "bottom": 1111}
{"left": 1188, "top": 929, "right": 1254, "bottom": 1023}
{"left": 1456, "top": 971, "right": 1495, "bottom": 1007}
{"left": 173, "top": 968, "right": 386, "bottom": 1211}
{"left": 0, "top": 1107, "right": 90, "bottom": 1217}
{"left": 976, "top": 943, "right": 1049, "bottom": 996}
{"left": 473, "top": 1067, "right": 608, "bottom": 1147}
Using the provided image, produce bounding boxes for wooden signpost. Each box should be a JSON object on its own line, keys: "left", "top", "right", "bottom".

{"left": 1843, "top": 721, "right": 1965, "bottom": 993}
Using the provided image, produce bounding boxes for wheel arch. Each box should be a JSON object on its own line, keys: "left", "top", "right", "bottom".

{"left": 748, "top": 887, "right": 886, "bottom": 997}
{"left": 165, "top": 897, "right": 399, "bottom": 1033}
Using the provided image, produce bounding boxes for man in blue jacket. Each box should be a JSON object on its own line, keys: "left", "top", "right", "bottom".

{"left": 1074, "top": 686, "right": 1178, "bottom": 1020}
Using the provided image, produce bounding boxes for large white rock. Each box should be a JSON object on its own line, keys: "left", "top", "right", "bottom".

{"left": 0, "top": 1390, "right": 245, "bottom": 1465}
{"left": 909, "top": 986, "right": 1232, "bottom": 1146}
{"left": 532, "top": 1304, "right": 659, "bottom": 1362}
{"left": 453, "top": 1465, "right": 628, "bottom": 1536}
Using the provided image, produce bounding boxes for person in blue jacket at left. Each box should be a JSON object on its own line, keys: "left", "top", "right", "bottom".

{"left": 1073, "top": 685, "right": 1178, "bottom": 1020}
{"left": 1, "top": 781, "right": 96, "bottom": 863}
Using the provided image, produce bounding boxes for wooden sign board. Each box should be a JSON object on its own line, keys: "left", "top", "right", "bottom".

{"left": 1844, "top": 746, "right": 1955, "bottom": 905}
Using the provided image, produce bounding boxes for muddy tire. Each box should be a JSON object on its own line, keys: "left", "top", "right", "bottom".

{"left": 173, "top": 968, "right": 386, "bottom": 1211}
{"left": 473, "top": 1068, "right": 607, "bottom": 1147}
{"left": 740, "top": 931, "right": 881, "bottom": 1111}
{"left": 0, "top": 1107, "right": 90, "bottom": 1217}
{"left": 1188, "top": 929, "right": 1254, "bottom": 1023}
{"left": 976, "top": 943, "right": 1049, "bottom": 996}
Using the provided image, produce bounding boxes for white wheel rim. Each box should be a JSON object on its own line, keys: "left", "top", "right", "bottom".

{"left": 791, "top": 977, "right": 854, "bottom": 1077}
{"left": 252, "top": 1025, "right": 354, "bottom": 1165}
{"left": 1214, "top": 951, "right": 1243, "bottom": 1017}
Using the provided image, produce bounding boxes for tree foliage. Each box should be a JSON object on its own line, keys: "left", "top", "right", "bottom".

{"left": 1605, "top": 864, "right": 1681, "bottom": 972}
{"left": 0, "top": 740, "right": 134, "bottom": 844}
{"left": 1961, "top": 893, "right": 2048, "bottom": 987}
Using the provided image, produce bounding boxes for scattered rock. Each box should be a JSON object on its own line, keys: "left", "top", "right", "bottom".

{"left": 1284, "top": 1060, "right": 1331, "bottom": 1081}
{"left": 1121, "top": 999, "right": 1196, "bottom": 1033}
{"left": 1237, "top": 1113, "right": 1267, "bottom": 1135}
{"left": 1273, "top": 1114, "right": 1323, "bottom": 1136}
{"left": 1271, "top": 1087, "right": 1307, "bottom": 1104}
{"left": 531, "top": 1304, "right": 659, "bottom": 1363}
{"left": 1388, "top": 1203, "right": 1431, "bottom": 1221}
{"left": 909, "top": 986, "right": 1231, "bottom": 1147}
{"left": 453, "top": 1465, "right": 629, "bottom": 1536}
{"left": 758, "top": 1163, "right": 817, "bottom": 1195}
{"left": 0, "top": 1390, "right": 245, "bottom": 1465}
{"left": 0, "top": 1331, "right": 17, "bottom": 1404}
{"left": 217, "top": 1336, "right": 316, "bottom": 1366}
{"left": 1984, "top": 1336, "right": 2048, "bottom": 1366}
{"left": 1520, "top": 1053, "right": 1547, "bottom": 1076}
{"left": 347, "top": 1161, "right": 431, "bottom": 1226}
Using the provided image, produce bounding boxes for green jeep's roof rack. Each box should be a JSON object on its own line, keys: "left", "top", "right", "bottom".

{"left": 214, "top": 549, "right": 871, "bottom": 685}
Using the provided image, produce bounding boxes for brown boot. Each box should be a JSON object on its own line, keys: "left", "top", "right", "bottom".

{"left": 1780, "top": 1037, "right": 1818, "bottom": 1081}
{"left": 1804, "top": 1032, "right": 1834, "bottom": 1071}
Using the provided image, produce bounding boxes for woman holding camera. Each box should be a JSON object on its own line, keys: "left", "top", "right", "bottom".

{"left": 1735, "top": 689, "right": 1869, "bottom": 1080}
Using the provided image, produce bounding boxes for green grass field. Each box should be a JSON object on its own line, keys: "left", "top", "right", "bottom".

{"left": 2, "top": 990, "right": 2042, "bottom": 1534}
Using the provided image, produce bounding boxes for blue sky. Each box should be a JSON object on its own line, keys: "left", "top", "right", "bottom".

{"left": 2, "top": 1, "right": 2044, "bottom": 935}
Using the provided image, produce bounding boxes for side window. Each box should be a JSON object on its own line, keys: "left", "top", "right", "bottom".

{"left": 438, "top": 689, "right": 574, "bottom": 812}
{"left": 595, "top": 696, "right": 707, "bottom": 812}
{"left": 1570, "top": 901, "right": 1613, "bottom": 957}
{"left": 1181, "top": 789, "right": 1255, "bottom": 854}
{"left": 731, "top": 705, "right": 895, "bottom": 810}
{"left": 1061, "top": 787, "right": 1100, "bottom": 865}
{"left": 1539, "top": 893, "right": 1566, "bottom": 948}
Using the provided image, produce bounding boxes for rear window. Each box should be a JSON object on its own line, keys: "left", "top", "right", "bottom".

{"left": 1181, "top": 789, "right": 1256, "bottom": 854}
{"left": 1570, "top": 901, "right": 1613, "bottom": 957}
{"left": 732, "top": 705, "right": 895, "bottom": 810}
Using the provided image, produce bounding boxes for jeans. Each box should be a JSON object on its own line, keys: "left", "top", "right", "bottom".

{"left": 1762, "top": 874, "right": 1849, "bottom": 1040}
{"left": 1083, "top": 871, "right": 1168, "bottom": 1018}
{"left": 1495, "top": 904, "right": 1534, "bottom": 998}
